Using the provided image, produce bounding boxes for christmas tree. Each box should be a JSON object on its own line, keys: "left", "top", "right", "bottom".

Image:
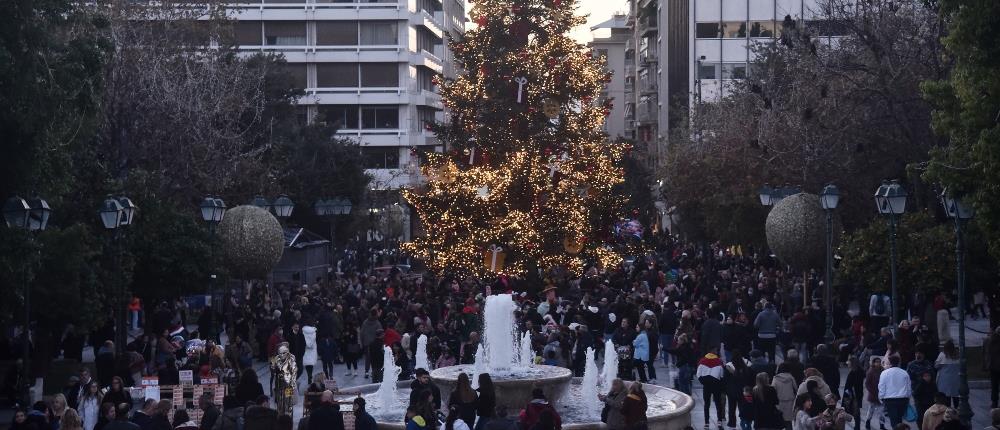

{"left": 403, "top": 0, "right": 628, "bottom": 276}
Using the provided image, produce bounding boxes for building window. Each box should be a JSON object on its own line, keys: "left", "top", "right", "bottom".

{"left": 695, "top": 22, "right": 721, "bottom": 38}
{"left": 698, "top": 63, "right": 718, "bottom": 80}
{"left": 722, "top": 63, "right": 747, "bottom": 79}
{"left": 264, "top": 21, "right": 306, "bottom": 46}
{"left": 235, "top": 21, "right": 262, "bottom": 45}
{"left": 362, "top": 147, "right": 400, "bottom": 169}
{"left": 416, "top": 27, "right": 441, "bottom": 54}
{"left": 417, "top": 0, "right": 441, "bottom": 14}
{"left": 360, "top": 21, "right": 398, "bottom": 45}
{"left": 416, "top": 67, "right": 435, "bottom": 92}
{"left": 319, "top": 105, "right": 360, "bottom": 129}
{"left": 721, "top": 21, "right": 747, "bottom": 38}
{"left": 279, "top": 63, "right": 308, "bottom": 89}
{"left": 806, "top": 20, "right": 848, "bottom": 36}
{"left": 361, "top": 63, "right": 399, "bottom": 87}
{"left": 361, "top": 106, "right": 399, "bottom": 129}
{"left": 316, "top": 63, "right": 359, "bottom": 87}
{"left": 316, "top": 21, "right": 358, "bottom": 45}
{"left": 749, "top": 20, "right": 776, "bottom": 38}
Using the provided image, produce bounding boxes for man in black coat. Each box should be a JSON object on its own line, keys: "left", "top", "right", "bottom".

{"left": 308, "top": 391, "right": 345, "bottom": 430}
{"left": 807, "top": 344, "right": 841, "bottom": 395}
{"left": 409, "top": 369, "right": 441, "bottom": 410}
{"left": 198, "top": 393, "right": 220, "bottom": 430}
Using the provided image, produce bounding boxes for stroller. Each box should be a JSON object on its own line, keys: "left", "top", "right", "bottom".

{"left": 616, "top": 344, "right": 634, "bottom": 380}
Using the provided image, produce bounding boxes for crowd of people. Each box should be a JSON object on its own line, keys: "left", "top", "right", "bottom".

{"left": 5, "top": 234, "right": 1000, "bottom": 430}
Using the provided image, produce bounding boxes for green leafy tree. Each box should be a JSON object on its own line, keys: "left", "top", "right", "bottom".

{"left": 839, "top": 211, "right": 954, "bottom": 294}
{"left": 920, "top": 0, "right": 1000, "bottom": 258}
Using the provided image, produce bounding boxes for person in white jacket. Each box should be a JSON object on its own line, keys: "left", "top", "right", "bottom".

{"left": 78, "top": 381, "right": 101, "bottom": 430}
{"left": 302, "top": 324, "right": 318, "bottom": 384}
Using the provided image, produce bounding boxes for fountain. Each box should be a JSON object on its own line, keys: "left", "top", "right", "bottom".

{"left": 518, "top": 332, "right": 534, "bottom": 368}
{"left": 602, "top": 338, "right": 618, "bottom": 392}
{"left": 373, "top": 346, "right": 400, "bottom": 409}
{"left": 338, "top": 293, "right": 694, "bottom": 430}
{"left": 415, "top": 335, "right": 429, "bottom": 371}
{"left": 430, "top": 294, "right": 573, "bottom": 409}
{"left": 581, "top": 347, "right": 600, "bottom": 412}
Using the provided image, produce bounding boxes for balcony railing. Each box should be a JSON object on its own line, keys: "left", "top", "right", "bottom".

{"left": 227, "top": 1, "right": 403, "bottom": 11}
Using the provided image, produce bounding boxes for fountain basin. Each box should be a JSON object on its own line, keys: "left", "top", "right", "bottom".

{"left": 338, "top": 378, "right": 693, "bottom": 430}
{"left": 429, "top": 364, "right": 573, "bottom": 412}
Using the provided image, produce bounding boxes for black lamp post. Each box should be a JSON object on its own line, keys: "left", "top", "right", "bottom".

{"left": 874, "top": 180, "right": 907, "bottom": 332}
{"left": 100, "top": 195, "right": 136, "bottom": 354}
{"left": 272, "top": 194, "right": 295, "bottom": 220}
{"left": 940, "top": 188, "right": 974, "bottom": 424}
{"left": 199, "top": 196, "right": 226, "bottom": 342}
{"left": 315, "top": 197, "right": 353, "bottom": 255}
{"left": 820, "top": 184, "right": 839, "bottom": 343}
{"left": 3, "top": 195, "right": 50, "bottom": 406}
{"left": 758, "top": 184, "right": 801, "bottom": 209}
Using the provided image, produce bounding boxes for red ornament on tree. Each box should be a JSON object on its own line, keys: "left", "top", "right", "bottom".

{"left": 476, "top": 15, "right": 487, "bottom": 26}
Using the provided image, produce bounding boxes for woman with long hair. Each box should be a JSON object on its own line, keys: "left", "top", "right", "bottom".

{"left": 475, "top": 374, "right": 496, "bottom": 430}
{"left": 753, "top": 372, "right": 784, "bottom": 430}
{"left": 61, "top": 409, "right": 83, "bottom": 430}
{"left": 792, "top": 394, "right": 815, "bottom": 430}
{"left": 79, "top": 382, "right": 102, "bottom": 430}
{"left": 445, "top": 405, "right": 472, "bottom": 430}
{"left": 935, "top": 340, "right": 961, "bottom": 407}
{"left": 51, "top": 394, "right": 69, "bottom": 430}
{"left": 101, "top": 377, "right": 131, "bottom": 409}
{"left": 448, "top": 373, "right": 478, "bottom": 427}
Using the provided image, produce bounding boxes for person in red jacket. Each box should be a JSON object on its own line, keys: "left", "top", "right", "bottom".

{"left": 519, "top": 388, "right": 562, "bottom": 430}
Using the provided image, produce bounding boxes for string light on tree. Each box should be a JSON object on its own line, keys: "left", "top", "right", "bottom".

{"left": 403, "top": 0, "right": 629, "bottom": 277}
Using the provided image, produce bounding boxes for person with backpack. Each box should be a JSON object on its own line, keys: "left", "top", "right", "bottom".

{"left": 868, "top": 294, "right": 890, "bottom": 335}
{"left": 211, "top": 396, "right": 244, "bottom": 430}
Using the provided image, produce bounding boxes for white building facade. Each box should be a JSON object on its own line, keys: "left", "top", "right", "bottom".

{"left": 229, "top": 0, "right": 464, "bottom": 191}
{"left": 627, "top": 0, "right": 842, "bottom": 166}
{"left": 589, "top": 14, "right": 633, "bottom": 142}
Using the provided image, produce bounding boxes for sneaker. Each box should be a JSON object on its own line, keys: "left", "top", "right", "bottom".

{"left": 365, "top": 372, "right": 370, "bottom": 379}
{"left": 345, "top": 370, "right": 352, "bottom": 376}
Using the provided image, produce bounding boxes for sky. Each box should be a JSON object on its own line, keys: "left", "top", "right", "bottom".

{"left": 464, "top": 0, "right": 628, "bottom": 44}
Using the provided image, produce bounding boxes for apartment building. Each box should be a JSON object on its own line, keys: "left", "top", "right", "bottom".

{"left": 626, "top": 0, "right": 842, "bottom": 166}
{"left": 588, "top": 13, "right": 633, "bottom": 142}
{"left": 229, "top": 0, "right": 463, "bottom": 189}
{"left": 228, "top": 0, "right": 464, "bottom": 242}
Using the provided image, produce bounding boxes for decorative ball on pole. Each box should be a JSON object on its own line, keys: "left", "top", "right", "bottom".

{"left": 218, "top": 205, "right": 285, "bottom": 279}
{"left": 765, "top": 193, "right": 842, "bottom": 271}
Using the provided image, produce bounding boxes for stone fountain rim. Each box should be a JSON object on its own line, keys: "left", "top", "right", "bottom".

{"left": 428, "top": 364, "right": 573, "bottom": 383}
{"left": 338, "top": 377, "right": 695, "bottom": 430}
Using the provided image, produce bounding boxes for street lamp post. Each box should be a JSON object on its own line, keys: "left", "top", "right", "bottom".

{"left": 315, "top": 198, "right": 353, "bottom": 268}
{"left": 3, "top": 195, "right": 51, "bottom": 406}
{"left": 820, "top": 184, "right": 839, "bottom": 343}
{"left": 874, "top": 180, "right": 907, "bottom": 333}
{"left": 199, "top": 196, "right": 226, "bottom": 342}
{"left": 941, "top": 189, "right": 974, "bottom": 424}
{"left": 100, "top": 195, "right": 136, "bottom": 355}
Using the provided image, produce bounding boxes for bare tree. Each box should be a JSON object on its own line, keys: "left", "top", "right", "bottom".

{"left": 663, "top": 0, "right": 944, "bottom": 238}
{"left": 92, "top": 1, "right": 296, "bottom": 203}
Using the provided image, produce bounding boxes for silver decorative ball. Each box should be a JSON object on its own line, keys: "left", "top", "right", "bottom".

{"left": 218, "top": 205, "right": 285, "bottom": 278}
{"left": 765, "top": 193, "right": 842, "bottom": 270}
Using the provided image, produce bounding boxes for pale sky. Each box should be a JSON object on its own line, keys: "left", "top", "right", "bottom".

{"left": 464, "top": 0, "right": 628, "bottom": 44}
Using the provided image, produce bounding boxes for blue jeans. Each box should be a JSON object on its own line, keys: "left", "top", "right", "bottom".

{"left": 675, "top": 364, "right": 693, "bottom": 394}
{"left": 661, "top": 338, "right": 672, "bottom": 366}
